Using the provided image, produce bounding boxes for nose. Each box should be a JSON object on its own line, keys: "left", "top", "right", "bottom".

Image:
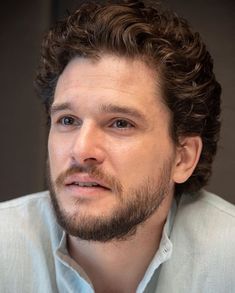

{"left": 70, "top": 121, "right": 106, "bottom": 166}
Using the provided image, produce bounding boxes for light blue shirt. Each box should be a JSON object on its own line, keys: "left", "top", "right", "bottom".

{"left": 0, "top": 190, "right": 234, "bottom": 292}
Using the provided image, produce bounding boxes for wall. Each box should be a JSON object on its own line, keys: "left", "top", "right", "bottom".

{"left": 0, "top": 0, "right": 51, "bottom": 201}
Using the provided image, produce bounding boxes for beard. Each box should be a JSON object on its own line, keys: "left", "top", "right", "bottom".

{"left": 47, "top": 161, "right": 172, "bottom": 243}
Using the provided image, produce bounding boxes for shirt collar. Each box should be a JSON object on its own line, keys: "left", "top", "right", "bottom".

{"left": 55, "top": 232, "right": 93, "bottom": 286}
{"left": 136, "top": 198, "right": 176, "bottom": 292}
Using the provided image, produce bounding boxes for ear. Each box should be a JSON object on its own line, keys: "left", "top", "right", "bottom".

{"left": 173, "top": 136, "right": 202, "bottom": 184}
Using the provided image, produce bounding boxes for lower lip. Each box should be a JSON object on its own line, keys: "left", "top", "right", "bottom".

{"left": 64, "top": 184, "right": 111, "bottom": 198}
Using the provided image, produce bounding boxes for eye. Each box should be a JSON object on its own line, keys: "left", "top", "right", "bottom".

{"left": 111, "top": 119, "right": 134, "bottom": 129}
{"left": 55, "top": 116, "right": 81, "bottom": 128}
{"left": 59, "top": 116, "right": 76, "bottom": 126}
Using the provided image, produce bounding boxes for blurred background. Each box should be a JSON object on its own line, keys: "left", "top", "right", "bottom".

{"left": 0, "top": 0, "right": 234, "bottom": 203}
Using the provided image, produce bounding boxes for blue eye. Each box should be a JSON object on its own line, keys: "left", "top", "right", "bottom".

{"left": 59, "top": 116, "right": 75, "bottom": 125}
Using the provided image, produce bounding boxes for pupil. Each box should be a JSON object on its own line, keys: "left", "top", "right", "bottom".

{"left": 64, "top": 117, "right": 73, "bottom": 125}
{"left": 117, "top": 120, "right": 126, "bottom": 127}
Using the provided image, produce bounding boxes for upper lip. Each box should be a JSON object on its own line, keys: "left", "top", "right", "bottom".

{"left": 64, "top": 174, "right": 110, "bottom": 189}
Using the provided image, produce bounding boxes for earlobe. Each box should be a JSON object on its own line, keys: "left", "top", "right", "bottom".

{"left": 173, "top": 136, "right": 202, "bottom": 184}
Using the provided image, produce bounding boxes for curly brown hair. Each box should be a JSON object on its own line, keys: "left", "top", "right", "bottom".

{"left": 35, "top": 0, "right": 221, "bottom": 196}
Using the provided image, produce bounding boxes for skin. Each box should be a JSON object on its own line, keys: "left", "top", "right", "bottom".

{"left": 48, "top": 55, "right": 202, "bottom": 292}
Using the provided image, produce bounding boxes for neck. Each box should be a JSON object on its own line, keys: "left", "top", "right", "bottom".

{"left": 67, "top": 195, "right": 173, "bottom": 293}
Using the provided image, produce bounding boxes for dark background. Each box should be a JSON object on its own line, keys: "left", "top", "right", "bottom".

{"left": 0, "top": 0, "right": 234, "bottom": 203}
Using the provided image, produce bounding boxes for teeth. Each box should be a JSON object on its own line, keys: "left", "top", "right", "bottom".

{"left": 73, "top": 182, "right": 100, "bottom": 187}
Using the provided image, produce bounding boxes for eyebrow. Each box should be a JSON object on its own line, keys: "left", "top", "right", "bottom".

{"left": 50, "top": 102, "right": 147, "bottom": 122}
{"left": 50, "top": 102, "right": 72, "bottom": 116}
{"left": 99, "top": 103, "right": 147, "bottom": 122}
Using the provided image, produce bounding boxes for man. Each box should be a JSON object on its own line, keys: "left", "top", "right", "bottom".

{"left": 1, "top": 0, "right": 235, "bottom": 292}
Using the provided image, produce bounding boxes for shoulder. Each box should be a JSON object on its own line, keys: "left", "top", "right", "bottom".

{"left": 0, "top": 191, "right": 61, "bottom": 292}
{"left": 181, "top": 189, "right": 235, "bottom": 216}
{"left": 173, "top": 189, "right": 235, "bottom": 244}
{"left": 0, "top": 191, "right": 55, "bottom": 228}
{"left": 176, "top": 189, "right": 235, "bottom": 230}
{"left": 174, "top": 190, "right": 235, "bottom": 281}
{"left": 0, "top": 190, "right": 62, "bottom": 253}
{"left": 0, "top": 190, "right": 50, "bottom": 211}
{"left": 157, "top": 191, "right": 235, "bottom": 292}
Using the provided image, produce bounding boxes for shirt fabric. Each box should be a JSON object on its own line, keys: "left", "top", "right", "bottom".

{"left": 0, "top": 189, "right": 234, "bottom": 293}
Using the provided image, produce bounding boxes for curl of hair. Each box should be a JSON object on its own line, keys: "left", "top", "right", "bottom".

{"left": 35, "top": 0, "right": 221, "bottom": 196}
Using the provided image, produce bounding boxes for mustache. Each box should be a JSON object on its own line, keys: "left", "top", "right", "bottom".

{"left": 54, "top": 164, "right": 123, "bottom": 194}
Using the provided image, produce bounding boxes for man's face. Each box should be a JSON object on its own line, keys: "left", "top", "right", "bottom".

{"left": 48, "top": 55, "right": 178, "bottom": 242}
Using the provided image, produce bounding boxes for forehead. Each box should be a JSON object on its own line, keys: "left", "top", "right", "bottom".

{"left": 54, "top": 55, "right": 167, "bottom": 118}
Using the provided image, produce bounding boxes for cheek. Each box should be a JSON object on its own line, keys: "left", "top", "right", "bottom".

{"left": 110, "top": 138, "right": 174, "bottom": 184}
{"left": 108, "top": 139, "right": 155, "bottom": 175}
{"left": 48, "top": 132, "right": 69, "bottom": 175}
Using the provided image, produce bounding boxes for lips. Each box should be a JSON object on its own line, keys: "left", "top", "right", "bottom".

{"left": 64, "top": 175, "right": 110, "bottom": 190}
{"left": 72, "top": 182, "right": 101, "bottom": 187}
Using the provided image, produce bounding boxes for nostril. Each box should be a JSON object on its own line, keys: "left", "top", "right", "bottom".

{"left": 84, "top": 157, "right": 98, "bottom": 162}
